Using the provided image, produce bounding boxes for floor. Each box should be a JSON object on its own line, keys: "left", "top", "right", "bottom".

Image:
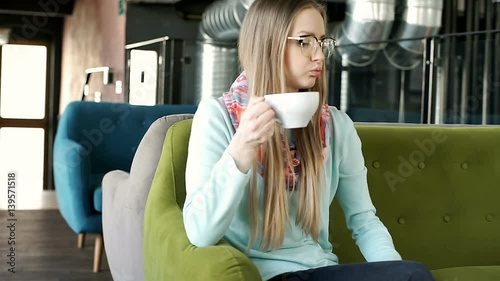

{"left": 0, "top": 207, "right": 113, "bottom": 280}
{"left": 0, "top": 190, "right": 59, "bottom": 210}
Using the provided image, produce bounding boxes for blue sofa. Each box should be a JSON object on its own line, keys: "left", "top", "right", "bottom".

{"left": 52, "top": 101, "right": 197, "bottom": 272}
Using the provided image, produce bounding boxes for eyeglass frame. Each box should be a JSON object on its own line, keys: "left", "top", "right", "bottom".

{"left": 286, "top": 35, "right": 337, "bottom": 58}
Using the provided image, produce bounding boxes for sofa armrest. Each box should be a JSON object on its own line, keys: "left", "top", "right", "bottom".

{"left": 103, "top": 169, "right": 150, "bottom": 281}
{"left": 102, "top": 114, "right": 196, "bottom": 281}
{"left": 53, "top": 138, "right": 97, "bottom": 233}
{"left": 144, "top": 203, "right": 261, "bottom": 281}
{"left": 53, "top": 138, "right": 91, "bottom": 190}
{"left": 102, "top": 170, "right": 130, "bottom": 205}
{"left": 143, "top": 117, "right": 260, "bottom": 281}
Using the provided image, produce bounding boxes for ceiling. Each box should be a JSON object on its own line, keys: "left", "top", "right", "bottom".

{"left": 127, "top": 0, "right": 182, "bottom": 3}
{"left": 0, "top": 0, "right": 76, "bottom": 16}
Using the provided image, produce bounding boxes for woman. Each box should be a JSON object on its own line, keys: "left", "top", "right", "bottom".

{"left": 183, "top": 0, "right": 435, "bottom": 280}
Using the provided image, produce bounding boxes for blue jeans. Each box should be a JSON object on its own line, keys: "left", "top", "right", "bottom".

{"left": 268, "top": 260, "right": 435, "bottom": 281}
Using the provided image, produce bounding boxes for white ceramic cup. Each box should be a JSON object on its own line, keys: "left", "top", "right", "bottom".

{"left": 263, "top": 91, "right": 319, "bottom": 129}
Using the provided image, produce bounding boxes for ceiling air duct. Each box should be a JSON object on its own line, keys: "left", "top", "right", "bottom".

{"left": 195, "top": 0, "right": 254, "bottom": 101}
{"left": 332, "top": 0, "right": 396, "bottom": 67}
{"left": 383, "top": 0, "right": 443, "bottom": 70}
{"left": 200, "top": 0, "right": 254, "bottom": 42}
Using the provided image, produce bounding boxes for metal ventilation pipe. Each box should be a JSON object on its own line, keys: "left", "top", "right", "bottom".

{"left": 194, "top": 42, "right": 239, "bottom": 102}
{"left": 199, "top": 0, "right": 254, "bottom": 42}
{"left": 383, "top": 0, "right": 443, "bottom": 70}
{"left": 193, "top": 0, "right": 253, "bottom": 100}
{"left": 332, "top": 0, "right": 396, "bottom": 67}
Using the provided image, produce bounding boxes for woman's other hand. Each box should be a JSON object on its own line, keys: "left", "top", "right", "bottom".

{"left": 228, "top": 96, "right": 276, "bottom": 173}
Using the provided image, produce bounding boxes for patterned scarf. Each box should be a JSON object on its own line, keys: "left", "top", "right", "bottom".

{"left": 222, "top": 71, "right": 330, "bottom": 189}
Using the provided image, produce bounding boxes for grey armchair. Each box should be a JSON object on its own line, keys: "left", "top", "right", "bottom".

{"left": 102, "top": 114, "right": 194, "bottom": 281}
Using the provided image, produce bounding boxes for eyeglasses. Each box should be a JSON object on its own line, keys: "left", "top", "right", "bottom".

{"left": 287, "top": 35, "right": 336, "bottom": 58}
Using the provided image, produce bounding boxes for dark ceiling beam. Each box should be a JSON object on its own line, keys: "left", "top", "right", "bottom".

{"left": 0, "top": 0, "right": 75, "bottom": 16}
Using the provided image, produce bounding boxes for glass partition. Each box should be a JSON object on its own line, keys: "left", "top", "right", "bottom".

{"left": 328, "top": 30, "right": 500, "bottom": 125}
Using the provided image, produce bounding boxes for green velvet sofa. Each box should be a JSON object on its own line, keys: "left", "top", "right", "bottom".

{"left": 144, "top": 119, "right": 500, "bottom": 281}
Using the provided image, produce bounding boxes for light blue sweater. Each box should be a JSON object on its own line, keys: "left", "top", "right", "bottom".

{"left": 183, "top": 97, "right": 401, "bottom": 280}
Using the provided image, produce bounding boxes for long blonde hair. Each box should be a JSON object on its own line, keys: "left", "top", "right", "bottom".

{"left": 238, "top": 0, "right": 328, "bottom": 251}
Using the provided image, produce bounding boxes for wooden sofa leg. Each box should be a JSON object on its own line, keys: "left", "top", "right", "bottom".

{"left": 78, "top": 233, "right": 85, "bottom": 248}
{"left": 93, "top": 234, "right": 103, "bottom": 273}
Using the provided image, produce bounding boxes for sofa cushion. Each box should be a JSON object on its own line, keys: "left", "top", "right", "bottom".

{"left": 432, "top": 266, "right": 500, "bottom": 281}
{"left": 94, "top": 187, "right": 102, "bottom": 212}
{"left": 329, "top": 125, "right": 500, "bottom": 269}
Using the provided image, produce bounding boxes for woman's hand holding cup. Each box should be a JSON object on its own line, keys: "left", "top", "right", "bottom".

{"left": 228, "top": 96, "right": 276, "bottom": 173}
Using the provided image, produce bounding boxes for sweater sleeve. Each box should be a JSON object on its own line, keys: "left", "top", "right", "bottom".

{"left": 334, "top": 112, "right": 402, "bottom": 262}
{"left": 183, "top": 97, "right": 253, "bottom": 247}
